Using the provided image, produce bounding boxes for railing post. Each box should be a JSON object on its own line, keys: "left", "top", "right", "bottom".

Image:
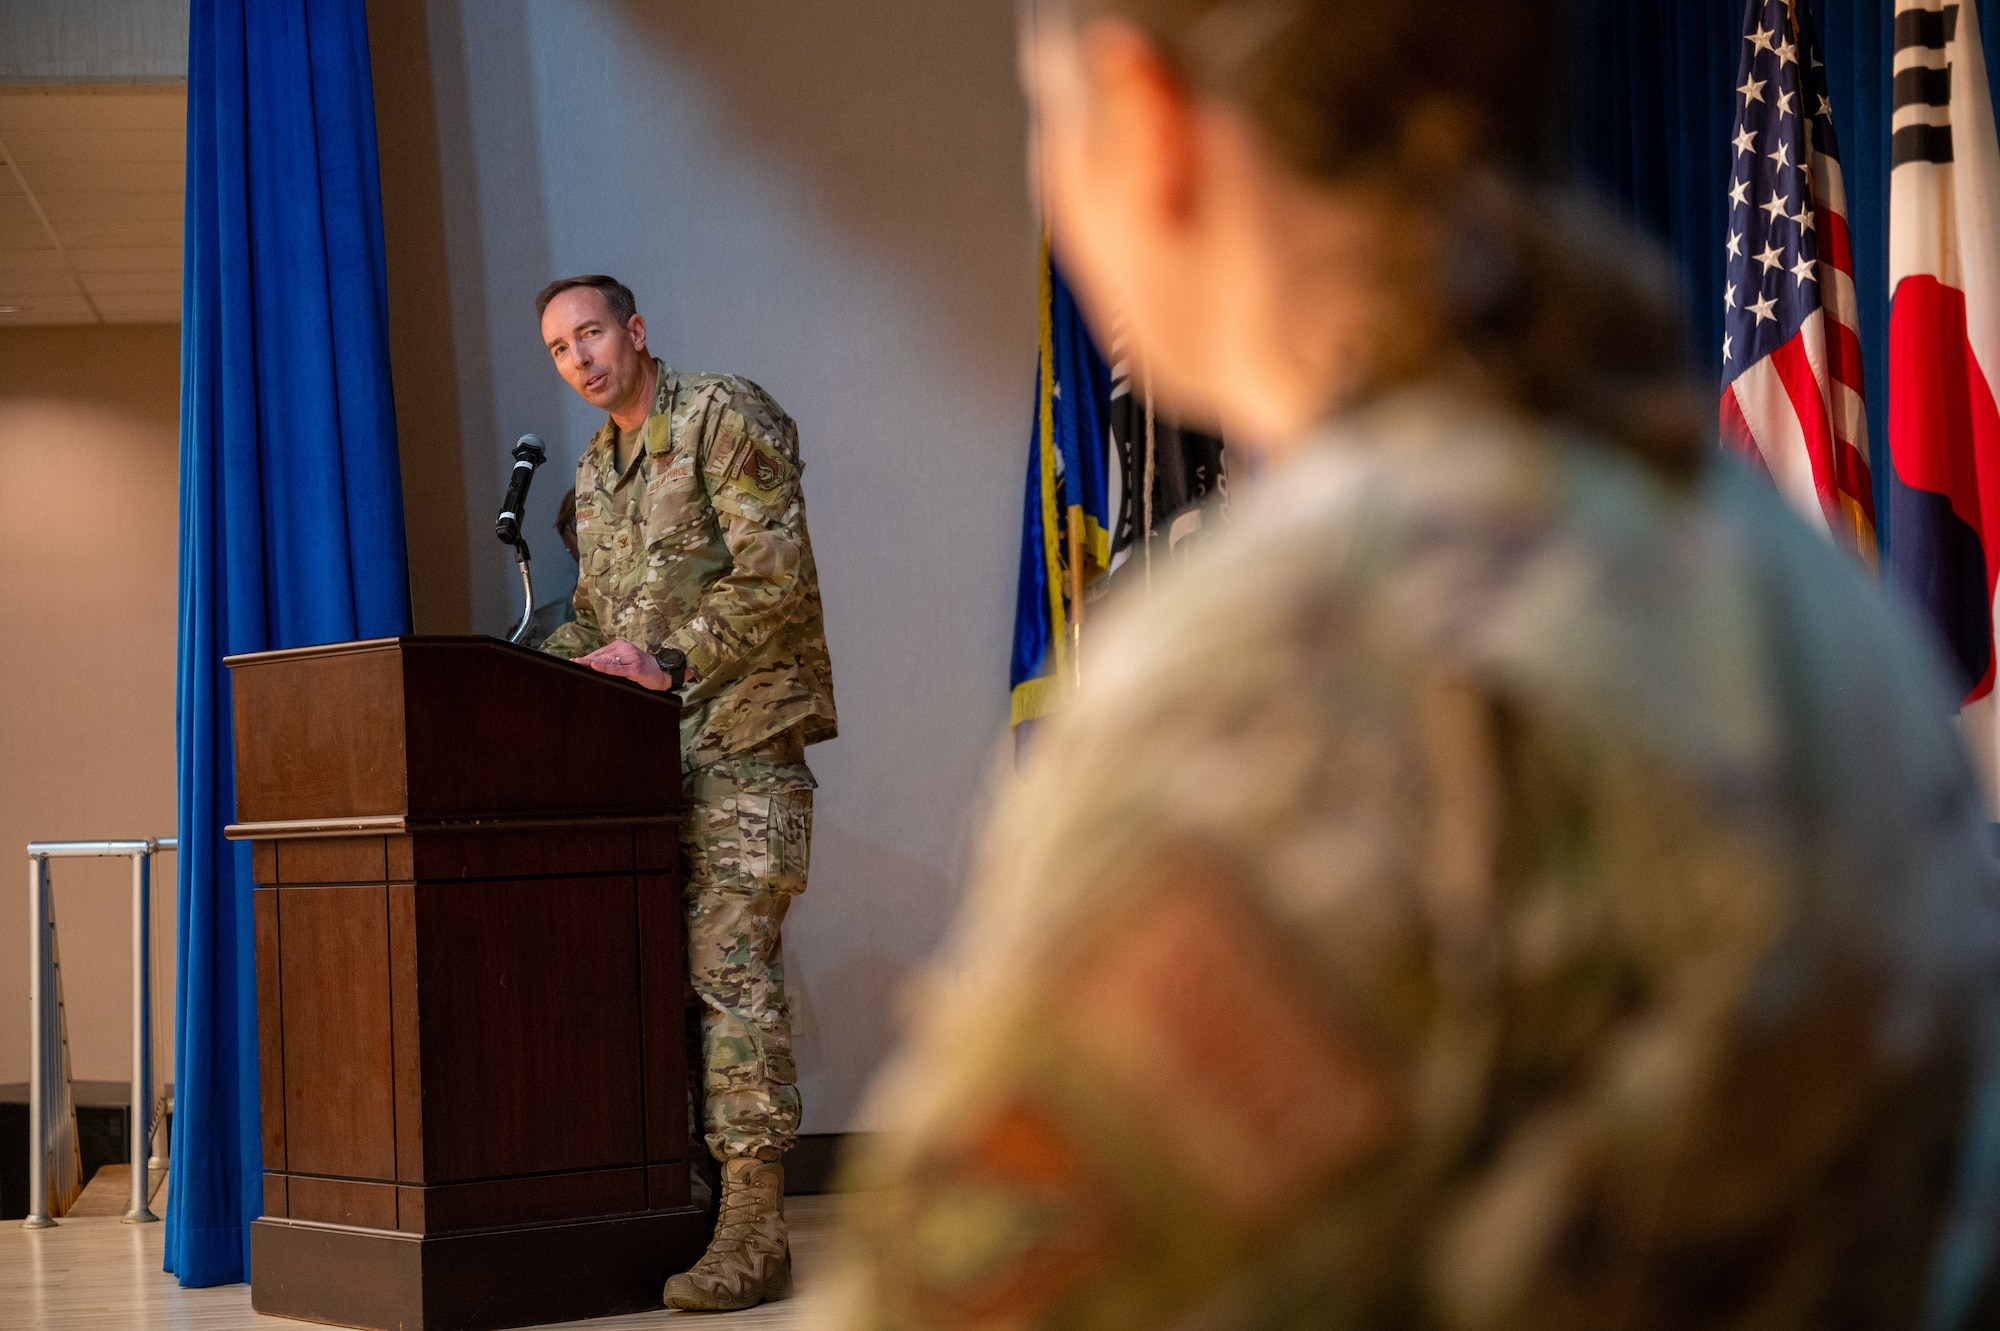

{"left": 21, "top": 836, "right": 177, "bottom": 1226}
{"left": 122, "top": 845, "right": 157, "bottom": 1223}
{"left": 24, "top": 853, "right": 54, "bottom": 1229}
{"left": 150, "top": 837, "right": 175, "bottom": 1177}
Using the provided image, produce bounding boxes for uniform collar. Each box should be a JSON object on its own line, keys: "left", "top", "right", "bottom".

{"left": 584, "top": 357, "right": 679, "bottom": 483}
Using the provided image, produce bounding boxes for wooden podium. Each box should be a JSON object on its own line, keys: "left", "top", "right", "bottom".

{"left": 226, "top": 636, "right": 707, "bottom": 1331}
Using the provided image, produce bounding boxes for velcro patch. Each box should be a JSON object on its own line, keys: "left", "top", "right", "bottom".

{"left": 897, "top": 1099, "right": 1123, "bottom": 1328}
{"left": 647, "top": 450, "right": 696, "bottom": 495}
{"left": 642, "top": 415, "right": 673, "bottom": 457}
{"left": 704, "top": 419, "right": 751, "bottom": 480}
{"left": 731, "top": 438, "right": 794, "bottom": 504}
{"left": 1057, "top": 855, "right": 1403, "bottom": 1225}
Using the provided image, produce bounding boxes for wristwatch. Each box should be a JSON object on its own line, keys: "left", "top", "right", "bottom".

{"left": 651, "top": 646, "right": 689, "bottom": 691}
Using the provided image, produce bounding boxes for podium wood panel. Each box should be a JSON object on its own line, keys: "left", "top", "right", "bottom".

{"left": 413, "top": 876, "right": 646, "bottom": 1182}
{"left": 229, "top": 636, "right": 700, "bottom": 1331}
{"left": 390, "top": 883, "right": 423, "bottom": 1179}
{"left": 278, "top": 885, "right": 397, "bottom": 1181}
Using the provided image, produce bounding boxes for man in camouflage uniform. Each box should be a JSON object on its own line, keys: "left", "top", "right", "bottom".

{"left": 533, "top": 274, "right": 835, "bottom": 1311}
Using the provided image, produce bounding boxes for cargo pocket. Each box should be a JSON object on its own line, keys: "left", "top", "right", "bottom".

{"left": 726, "top": 790, "right": 809, "bottom": 895}
{"left": 767, "top": 789, "right": 813, "bottom": 896}
{"left": 760, "top": 1028, "right": 798, "bottom": 1087}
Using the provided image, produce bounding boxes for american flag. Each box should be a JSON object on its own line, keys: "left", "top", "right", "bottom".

{"left": 1720, "top": 0, "right": 1878, "bottom": 563}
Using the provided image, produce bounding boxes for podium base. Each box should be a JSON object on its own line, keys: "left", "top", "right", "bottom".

{"left": 249, "top": 1208, "right": 710, "bottom": 1330}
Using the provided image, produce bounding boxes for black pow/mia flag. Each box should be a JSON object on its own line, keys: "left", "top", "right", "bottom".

{"left": 1103, "top": 334, "right": 1229, "bottom": 594}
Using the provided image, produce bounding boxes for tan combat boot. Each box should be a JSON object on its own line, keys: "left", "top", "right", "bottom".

{"left": 662, "top": 1157, "right": 790, "bottom": 1310}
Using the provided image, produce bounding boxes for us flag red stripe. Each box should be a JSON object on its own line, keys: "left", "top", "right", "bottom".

{"left": 1720, "top": 0, "right": 1879, "bottom": 564}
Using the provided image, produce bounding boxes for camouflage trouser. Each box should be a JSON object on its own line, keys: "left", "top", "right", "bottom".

{"left": 682, "top": 728, "right": 815, "bottom": 1163}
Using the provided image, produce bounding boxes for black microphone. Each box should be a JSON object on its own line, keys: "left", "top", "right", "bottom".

{"left": 494, "top": 434, "right": 547, "bottom": 545}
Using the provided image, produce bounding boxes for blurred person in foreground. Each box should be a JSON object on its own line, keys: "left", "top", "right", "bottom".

{"left": 826, "top": 1, "right": 2000, "bottom": 1328}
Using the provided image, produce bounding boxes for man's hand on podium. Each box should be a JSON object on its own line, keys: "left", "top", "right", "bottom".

{"left": 577, "top": 638, "right": 679, "bottom": 691}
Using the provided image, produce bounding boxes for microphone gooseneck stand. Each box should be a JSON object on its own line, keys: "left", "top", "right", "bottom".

{"left": 495, "top": 433, "right": 548, "bottom": 644}
{"left": 507, "top": 537, "right": 536, "bottom": 644}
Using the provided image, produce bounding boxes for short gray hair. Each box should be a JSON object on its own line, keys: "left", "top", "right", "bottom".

{"left": 535, "top": 274, "right": 638, "bottom": 325}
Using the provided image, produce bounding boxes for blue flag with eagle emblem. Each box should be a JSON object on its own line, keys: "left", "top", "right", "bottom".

{"left": 1011, "top": 245, "right": 1113, "bottom": 729}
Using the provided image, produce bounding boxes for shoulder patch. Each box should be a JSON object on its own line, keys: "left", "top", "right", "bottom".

{"left": 1054, "top": 851, "right": 1403, "bottom": 1225}
{"left": 888, "top": 1098, "right": 1125, "bottom": 1327}
{"left": 745, "top": 440, "right": 789, "bottom": 490}
{"left": 728, "top": 434, "right": 796, "bottom": 505}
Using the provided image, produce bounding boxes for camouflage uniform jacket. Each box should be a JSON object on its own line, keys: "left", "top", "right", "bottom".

{"left": 540, "top": 360, "right": 837, "bottom": 769}
{"left": 830, "top": 388, "right": 2000, "bottom": 1330}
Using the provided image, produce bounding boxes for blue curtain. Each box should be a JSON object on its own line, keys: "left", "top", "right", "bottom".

{"left": 170, "top": 0, "right": 411, "bottom": 1287}
{"left": 1569, "top": 0, "right": 1740, "bottom": 387}
{"left": 1571, "top": 0, "right": 2000, "bottom": 560}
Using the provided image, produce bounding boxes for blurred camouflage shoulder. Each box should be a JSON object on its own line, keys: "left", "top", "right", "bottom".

{"left": 826, "top": 385, "right": 1999, "bottom": 1331}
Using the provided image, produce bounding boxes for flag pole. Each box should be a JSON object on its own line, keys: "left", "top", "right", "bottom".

{"left": 1025, "top": 3, "right": 1072, "bottom": 686}
{"left": 1142, "top": 361, "right": 1157, "bottom": 595}
{"left": 1067, "top": 507, "right": 1085, "bottom": 682}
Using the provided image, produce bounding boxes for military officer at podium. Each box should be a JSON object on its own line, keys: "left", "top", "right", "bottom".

{"left": 533, "top": 273, "right": 836, "bottom": 1312}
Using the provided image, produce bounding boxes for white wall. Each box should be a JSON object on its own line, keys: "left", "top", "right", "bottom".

{"left": 416, "top": 0, "right": 1036, "bottom": 1131}
{"left": 0, "top": 325, "right": 181, "bottom": 1086}
{"left": 0, "top": 2, "right": 186, "bottom": 1090}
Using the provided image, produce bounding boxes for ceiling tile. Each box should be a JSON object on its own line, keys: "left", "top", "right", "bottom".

{"left": 0, "top": 90, "right": 187, "bottom": 135}
{"left": 0, "top": 270, "right": 86, "bottom": 299}
{"left": 0, "top": 248, "right": 66, "bottom": 275}
{"left": 0, "top": 221, "right": 58, "bottom": 251}
{"left": 81, "top": 270, "right": 179, "bottom": 298}
{"left": 95, "top": 300, "right": 181, "bottom": 325}
{"left": 49, "top": 217, "right": 181, "bottom": 250}
{"left": 0, "top": 305, "right": 96, "bottom": 325}
{"left": 0, "top": 297, "right": 94, "bottom": 324}
{"left": 0, "top": 90, "right": 189, "bottom": 326}
{"left": 35, "top": 191, "right": 181, "bottom": 225}
{"left": 68, "top": 245, "right": 181, "bottom": 274}
{"left": 0, "top": 191, "right": 41, "bottom": 228}
{"left": 18, "top": 161, "right": 183, "bottom": 195}
{"left": 2, "top": 129, "right": 185, "bottom": 166}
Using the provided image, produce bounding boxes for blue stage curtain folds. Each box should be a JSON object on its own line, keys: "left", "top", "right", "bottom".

{"left": 170, "top": 0, "right": 411, "bottom": 1286}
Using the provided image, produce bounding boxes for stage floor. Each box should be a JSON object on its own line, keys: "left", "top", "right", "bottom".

{"left": 0, "top": 1188, "right": 840, "bottom": 1330}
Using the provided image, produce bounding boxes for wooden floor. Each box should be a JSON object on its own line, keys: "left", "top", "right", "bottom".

{"left": 0, "top": 1190, "right": 840, "bottom": 1330}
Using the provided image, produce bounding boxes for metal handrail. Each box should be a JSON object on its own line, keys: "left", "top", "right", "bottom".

{"left": 25, "top": 838, "right": 176, "bottom": 1229}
